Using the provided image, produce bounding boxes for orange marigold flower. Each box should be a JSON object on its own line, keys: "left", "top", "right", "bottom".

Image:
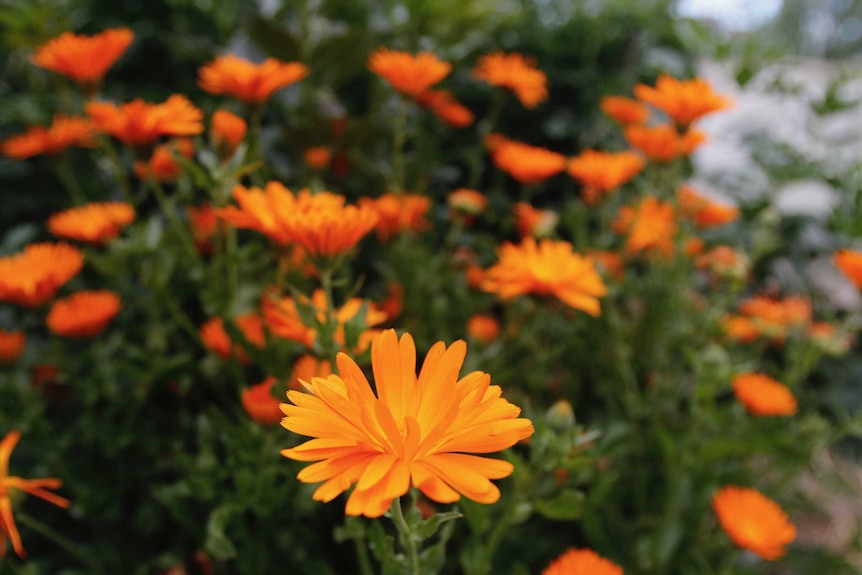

{"left": 86, "top": 94, "right": 204, "bottom": 147}
{"left": 304, "top": 147, "right": 332, "bottom": 170}
{"left": 488, "top": 135, "right": 566, "bottom": 184}
{"left": 0, "top": 430, "right": 71, "bottom": 559}
{"left": 712, "top": 486, "right": 796, "bottom": 560}
{"left": 466, "top": 314, "right": 499, "bottom": 345}
{"left": 542, "top": 548, "right": 623, "bottom": 575}
{"left": 360, "top": 193, "right": 432, "bottom": 243}
{"left": 416, "top": 89, "right": 474, "bottom": 128}
{"left": 586, "top": 249, "right": 625, "bottom": 281}
{"left": 1, "top": 115, "right": 95, "bottom": 160}
{"left": 566, "top": 150, "right": 644, "bottom": 204}
{"left": 684, "top": 236, "right": 706, "bottom": 257}
{"left": 514, "top": 202, "right": 558, "bottom": 239}
{"left": 696, "top": 245, "right": 750, "bottom": 282}
{"left": 242, "top": 376, "right": 284, "bottom": 426}
{"left": 613, "top": 196, "right": 677, "bottom": 257}
{"left": 472, "top": 52, "right": 548, "bottom": 109}
{"left": 30, "top": 28, "right": 133, "bottom": 88}
{"left": 199, "top": 313, "right": 265, "bottom": 364}
{"left": 624, "top": 124, "right": 706, "bottom": 162}
{"left": 46, "top": 290, "right": 121, "bottom": 338}
{"left": 368, "top": 48, "right": 451, "bottom": 96}
{"left": 736, "top": 295, "right": 811, "bottom": 342}
{"left": 0, "top": 243, "right": 83, "bottom": 308}
{"left": 133, "top": 138, "right": 195, "bottom": 182}
{"left": 633, "top": 74, "right": 730, "bottom": 126}
{"left": 732, "top": 373, "right": 798, "bottom": 416}
{"left": 187, "top": 202, "right": 223, "bottom": 255}
{"left": 198, "top": 54, "right": 308, "bottom": 105}
{"left": 379, "top": 282, "right": 404, "bottom": 321}
{"left": 678, "top": 185, "right": 739, "bottom": 228}
{"left": 834, "top": 249, "right": 862, "bottom": 290}
{"left": 448, "top": 188, "right": 487, "bottom": 218}
{"left": 482, "top": 238, "right": 607, "bottom": 315}
{"left": 47, "top": 201, "right": 135, "bottom": 245}
{"left": 280, "top": 329, "right": 534, "bottom": 517}
{"left": 210, "top": 110, "right": 246, "bottom": 158}
{"left": 0, "top": 330, "right": 26, "bottom": 364}
{"left": 722, "top": 315, "right": 760, "bottom": 343}
{"left": 288, "top": 354, "right": 333, "bottom": 390}
{"left": 465, "top": 264, "right": 485, "bottom": 290}
{"left": 599, "top": 95, "right": 650, "bottom": 125}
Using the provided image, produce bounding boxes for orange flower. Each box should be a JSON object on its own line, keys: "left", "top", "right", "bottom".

{"left": 586, "top": 249, "right": 625, "bottom": 281}
{"left": 379, "top": 282, "right": 404, "bottom": 321}
{"left": 46, "top": 290, "right": 121, "bottom": 338}
{"left": 613, "top": 196, "right": 678, "bottom": 257}
{"left": 304, "top": 147, "right": 332, "bottom": 170}
{"left": 808, "top": 321, "right": 852, "bottom": 356}
{"left": 280, "top": 329, "right": 534, "bottom": 517}
{"left": 599, "top": 95, "right": 650, "bottom": 125}
{"left": 133, "top": 138, "right": 195, "bottom": 181}
{"left": 722, "top": 315, "right": 760, "bottom": 344}
{"left": 0, "top": 243, "right": 83, "bottom": 308}
{"left": 482, "top": 238, "right": 607, "bottom": 315}
{"left": 514, "top": 202, "right": 558, "bottom": 239}
{"left": 678, "top": 185, "right": 739, "bottom": 228}
{"left": 287, "top": 355, "right": 333, "bottom": 390}
{"left": 86, "top": 95, "right": 204, "bottom": 147}
{"left": 834, "top": 249, "right": 862, "bottom": 290}
{"left": 210, "top": 110, "right": 246, "bottom": 158}
{"left": 541, "top": 548, "right": 623, "bottom": 575}
{"left": 734, "top": 295, "right": 812, "bottom": 343}
{"left": 448, "top": 188, "right": 487, "bottom": 217}
{"left": 732, "top": 373, "right": 797, "bottom": 416}
{"left": 360, "top": 193, "right": 431, "bottom": 243}
{"left": 466, "top": 314, "right": 499, "bottom": 345}
{"left": 416, "top": 89, "right": 474, "bottom": 128}
{"left": 242, "top": 376, "right": 284, "bottom": 426}
{"left": 712, "top": 486, "right": 796, "bottom": 560}
{"left": 0, "top": 330, "right": 26, "bottom": 364}
{"left": 47, "top": 202, "right": 135, "bottom": 244}
{"left": 199, "top": 313, "right": 265, "bottom": 363}
{"left": 187, "top": 202, "right": 223, "bottom": 255}
{"left": 0, "top": 430, "right": 71, "bottom": 559}
{"left": 472, "top": 52, "right": 548, "bottom": 109}
{"left": 30, "top": 28, "right": 133, "bottom": 89}
{"left": 624, "top": 124, "right": 706, "bottom": 162}
{"left": 465, "top": 265, "right": 485, "bottom": 290}
{"left": 696, "top": 245, "right": 750, "bottom": 282}
{"left": 198, "top": 54, "right": 308, "bottom": 105}
{"left": 488, "top": 135, "right": 566, "bottom": 184}
{"left": 1, "top": 115, "right": 95, "bottom": 160}
{"left": 634, "top": 74, "right": 730, "bottom": 126}
{"left": 367, "top": 48, "right": 451, "bottom": 96}
{"left": 566, "top": 150, "right": 644, "bottom": 204}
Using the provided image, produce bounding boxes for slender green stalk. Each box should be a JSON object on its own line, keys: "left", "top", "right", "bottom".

{"left": 392, "top": 95, "right": 409, "bottom": 193}
{"left": 147, "top": 176, "right": 200, "bottom": 262}
{"left": 17, "top": 512, "right": 103, "bottom": 573}
{"left": 354, "top": 534, "right": 375, "bottom": 575}
{"left": 246, "top": 105, "right": 265, "bottom": 187}
{"left": 467, "top": 90, "right": 505, "bottom": 189}
{"left": 99, "top": 137, "right": 132, "bottom": 203}
{"left": 388, "top": 496, "right": 420, "bottom": 575}
{"left": 318, "top": 265, "right": 340, "bottom": 364}
{"left": 54, "top": 154, "right": 87, "bottom": 205}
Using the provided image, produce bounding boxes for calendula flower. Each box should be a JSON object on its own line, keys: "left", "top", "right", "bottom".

{"left": 187, "top": 202, "right": 223, "bottom": 255}
{"left": 198, "top": 54, "right": 308, "bottom": 105}
{"left": 0, "top": 430, "right": 71, "bottom": 559}
{"left": 281, "top": 198, "right": 379, "bottom": 260}
{"left": 281, "top": 329, "right": 534, "bottom": 517}
{"left": 466, "top": 314, "right": 499, "bottom": 345}
{"left": 360, "top": 193, "right": 431, "bottom": 243}
{"left": 712, "top": 486, "right": 796, "bottom": 560}
{"left": 487, "top": 135, "right": 566, "bottom": 184}
{"left": 732, "top": 373, "right": 797, "bottom": 416}
{"left": 834, "top": 249, "right": 862, "bottom": 290}
{"left": 199, "top": 314, "right": 265, "bottom": 364}
{"left": 242, "top": 377, "right": 284, "bottom": 426}
{"left": 448, "top": 188, "right": 487, "bottom": 216}
{"left": 132, "top": 138, "right": 195, "bottom": 182}
{"left": 514, "top": 202, "right": 558, "bottom": 239}
{"left": 634, "top": 74, "right": 730, "bottom": 126}
{"left": 416, "top": 89, "right": 474, "bottom": 128}
{"left": 613, "top": 196, "right": 678, "bottom": 257}
{"left": 566, "top": 150, "right": 644, "bottom": 204}
{"left": 304, "top": 147, "right": 332, "bottom": 170}
{"left": 0, "top": 330, "right": 26, "bottom": 364}
{"left": 30, "top": 28, "right": 133, "bottom": 90}
{"left": 732, "top": 295, "right": 812, "bottom": 343}
{"left": 210, "top": 110, "right": 247, "bottom": 158}
{"left": 287, "top": 355, "right": 333, "bottom": 390}
{"left": 1, "top": 115, "right": 95, "bottom": 160}
{"left": 483, "top": 238, "right": 607, "bottom": 315}
{"left": 541, "top": 548, "right": 623, "bottom": 575}
{"left": 624, "top": 124, "right": 705, "bottom": 162}
{"left": 599, "top": 95, "right": 650, "bottom": 125}
{"left": 47, "top": 202, "right": 135, "bottom": 245}
{"left": 86, "top": 94, "right": 204, "bottom": 147}
{"left": 367, "top": 48, "right": 451, "bottom": 96}
{"left": 0, "top": 243, "right": 83, "bottom": 308}
{"left": 696, "top": 245, "right": 750, "bottom": 282}
{"left": 472, "top": 52, "right": 548, "bottom": 109}
{"left": 678, "top": 185, "right": 739, "bottom": 228}
{"left": 46, "top": 290, "right": 121, "bottom": 338}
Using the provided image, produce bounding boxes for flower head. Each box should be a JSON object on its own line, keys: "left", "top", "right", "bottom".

{"left": 624, "top": 124, "right": 705, "bottom": 162}
{"left": 466, "top": 314, "right": 499, "bottom": 345}
{"left": 732, "top": 373, "right": 797, "bottom": 416}
{"left": 514, "top": 202, "right": 558, "bottom": 239}
{"left": 542, "top": 548, "right": 623, "bottom": 575}
{"left": 726, "top": 295, "right": 812, "bottom": 344}
{"left": 566, "top": 150, "right": 644, "bottom": 204}
{"left": 0, "top": 330, "right": 26, "bottom": 364}
{"left": 360, "top": 193, "right": 431, "bottom": 243}
{"left": 613, "top": 196, "right": 678, "bottom": 257}
{"left": 0, "top": 430, "right": 71, "bottom": 559}
{"left": 242, "top": 377, "right": 284, "bottom": 426}
{"left": 482, "top": 238, "right": 607, "bottom": 315}
{"left": 634, "top": 74, "right": 730, "bottom": 126}
{"left": 47, "top": 202, "right": 135, "bottom": 245}
{"left": 199, "top": 313, "right": 265, "bottom": 364}
{"left": 712, "top": 486, "right": 796, "bottom": 560}
{"left": 487, "top": 135, "right": 566, "bottom": 185}
{"left": 1, "top": 115, "right": 95, "bottom": 160}
{"left": 31, "top": 28, "right": 133, "bottom": 89}
{"left": 678, "top": 185, "right": 739, "bottom": 228}
{"left": 368, "top": 48, "right": 451, "bottom": 96}
{"left": 304, "top": 147, "right": 332, "bottom": 170}
{"left": 198, "top": 54, "right": 308, "bottom": 105}
{"left": 288, "top": 355, "right": 333, "bottom": 390}
{"left": 86, "top": 95, "right": 204, "bottom": 147}
{"left": 0, "top": 243, "right": 83, "bottom": 308}
{"left": 448, "top": 188, "right": 487, "bottom": 217}
{"left": 132, "top": 138, "right": 195, "bottom": 182}
{"left": 834, "top": 249, "right": 862, "bottom": 290}
{"left": 600, "top": 95, "right": 650, "bottom": 125}
{"left": 416, "top": 89, "right": 474, "bottom": 128}
{"left": 46, "top": 290, "right": 121, "bottom": 338}
{"left": 472, "top": 52, "right": 548, "bottom": 109}
{"left": 281, "top": 329, "right": 534, "bottom": 517}
{"left": 210, "top": 110, "right": 247, "bottom": 158}
{"left": 187, "top": 202, "right": 223, "bottom": 255}
{"left": 696, "top": 245, "right": 750, "bottom": 283}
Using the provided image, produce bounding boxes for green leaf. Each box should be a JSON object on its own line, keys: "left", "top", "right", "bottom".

{"left": 533, "top": 489, "right": 584, "bottom": 521}
{"left": 203, "top": 505, "right": 239, "bottom": 561}
{"left": 413, "top": 510, "right": 463, "bottom": 539}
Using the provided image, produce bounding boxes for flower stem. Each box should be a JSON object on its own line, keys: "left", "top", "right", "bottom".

{"left": 148, "top": 176, "right": 200, "bottom": 263}
{"left": 54, "top": 154, "right": 87, "bottom": 206}
{"left": 99, "top": 137, "right": 132, "bottom": 204}
{"left": 388, "top": 496, "right": 420, "bottom": 575}
{"left": 17, "top": 512, "right": 104, "bottom": 573}
{"left": 354, "top": 534, "right": 375, "bottom": 575}
{"left": 392, "top": 95, "right": 409, "bottom": 193}
{"left": 318, "top": 265, "right": 339, "bottom": 364}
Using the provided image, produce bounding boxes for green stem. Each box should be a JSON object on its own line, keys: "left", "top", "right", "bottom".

{"left": 354, "top": 534, "right": 375, "bottom": 575}
{"left": 99, "top": 137, "right": 132, "bottom": 203}
{"left": 318, "top": 266, "right": 339, "bottom": 363}
{"left": 17, "top": 512, "right": 103, "bottom": 573}
{"left": 148, "top": 176, "right": 200, "bottom": 262}
{"left": 392, "top": 95, "right": 409, "bottom": 193}
{"left": 54, "top": 154, "right": 87, "bottom": 205}
{"left": 467, "top": 90, "right": 505, "bottom": 189}
{"left": 388, "top": 496, "right": 420, "bottom": 575}
{"left": 246, "top": 105, "right": 265, "bottom": 186}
